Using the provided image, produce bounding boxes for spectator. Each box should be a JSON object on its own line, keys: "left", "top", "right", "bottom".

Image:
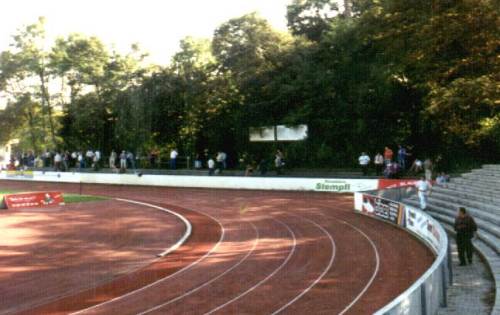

{"left": 374, "top": 153, "right": 384, "bottom": 176}
{"left": 92, "top": 153, "right": 100, "bottom": 171}
{"left": 35, "top": 155, "right": 43, "bottom": 168}
{"left": 245, "top": 160, "right": 255, "bottom": 176}
{"left": 208, "top": 157, "right": 215, "bottom": 175}
{"left": 436, "top": 172, "right": 450, "bottom": 188}
{"left": 415, "top": 176, "right": 432, "bottom": 210}
{"left": 126, "top": 151, "right": 135, "bottom": 171}
{"left": 397, "top": 145, "right": 408, "bottom": 170}
{"left": 194, "top": 154, "right": 202, "bottom": 169}
{"left": 454, "top": 207, "right": 477, "bottom": 266}
{"left": 409, "top": 158, "right": 423, "bottom": 174}
{"left": 62, "top": 152, "right": 69, "bottom": 171}
{"left": 221, "top": 151, "right": 227, "bottom": 169}
{"left": 170, "top": 148, "right": 178, "bottom": 170}
{"left": 54, "top": 152, "right": 62, "bottom": 171}
{"left": 423, "top": 158, "right": 433, "bottom": 181}
{"left": 119, "top": 150, "right": 127, "bottom": 172}
{"left": 78, "top": 152, "right": 85, "bottom": 171}
{"left": 71, "top": 151, "right": 78, "bottom": 168}
{"left": 85, "top": 150, "right": 94, "bottom": 168}
{"left": 216, "top": 151, "right": 224, "bottom": 174}
{"left": 275, "top": 150, "right": 285, "bottom": 175}
{"left": 358, "top": 152, "right": 371, "bottom": 176}
{"left": 109, "top": 150, "right": 117, "bottom": 169}
{"left": 383, "top": 146, "right": 393, "bottom": 165}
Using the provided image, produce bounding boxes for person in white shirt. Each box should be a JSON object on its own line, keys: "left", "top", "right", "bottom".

{"left": 374, "top": 153, "right": 384, "bottom": 176}
{"left": 415, "top": 176, "right": 432, "bottom": 210}
{"left": 358, "top": 152, "right": 371, "bottom": 176}
{"left": 109, "top": 150, "right": 117, "bottom": 169}
{"left": 208, "top": 157, "right": 215, "bottom": 175}
{"left": 170, "top": 149, "right": 178, "bottom": 170}
{"left": 54, "top": 152, "right": 62, "bottom": 171}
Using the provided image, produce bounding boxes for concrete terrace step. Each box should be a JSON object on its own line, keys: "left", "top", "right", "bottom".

{"left": 404, "top": 199, "right": 500, "bottom": 254}
{"left": 471, "top": 169, "right": 500, "bottom": 178}
{"left": 424, "top": 195, "right": 500, "bottom": 227}
{"left": 432, "top": 186, "right": 500, "bottom": 209}
{"left": 433, "top": 218, "right": 498, "bottom": 315}
{"left": 445, "top": 183, "right": 500, "bottom": 198}
{"left": 449, "top": 180, "right": 500, "bottom": 194}
{"left": 483, "top": 164, "right": 500, "bottom": 171}
{"left": 461, "top": 173, "right": 500, "bottom": 185}
{"left": 429, "top": 189, "right": 500, "bottom": 214}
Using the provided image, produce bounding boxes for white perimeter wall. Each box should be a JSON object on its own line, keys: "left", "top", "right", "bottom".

{"left": 0, "top": 171, "right": 379, "bottom": 193}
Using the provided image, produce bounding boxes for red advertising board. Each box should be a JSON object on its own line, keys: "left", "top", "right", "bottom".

{"left": 377, "top": 179, "right": 419, "bottom": 190}
{"left": 3, "top": 192, "right": 64, "bottom": 209}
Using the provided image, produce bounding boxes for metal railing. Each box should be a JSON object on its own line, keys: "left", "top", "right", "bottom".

{"left": 354, "top": 188, "right": 450, "bottom": 315}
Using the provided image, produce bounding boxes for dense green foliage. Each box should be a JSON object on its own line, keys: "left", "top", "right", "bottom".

{"left": 1, "top": 0, "right": 498, "bottom": 169}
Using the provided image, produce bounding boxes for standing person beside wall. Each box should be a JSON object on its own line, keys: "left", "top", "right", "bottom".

{"left": 358, "top": 152, "right": 371, "bottom": 176}
{"left": 415, "top": 176, "right": 432, "bottom": 210}
{"left": 454, "top": 207, "right": 477, "bottom": 266}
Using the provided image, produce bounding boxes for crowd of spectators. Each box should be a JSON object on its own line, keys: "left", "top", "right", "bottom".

{"left": 4, "top": 147, "right": 288, "bottom": 177}
{"left": 357, "top": 145, "right": 449, "bottom": 182}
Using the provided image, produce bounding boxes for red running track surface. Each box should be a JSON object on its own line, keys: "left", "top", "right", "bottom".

{"left": 0, "top": 180, "right": 434, "bottom": 315}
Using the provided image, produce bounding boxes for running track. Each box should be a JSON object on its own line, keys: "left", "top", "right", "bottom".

{"left": 0, "top": 180, "right": 434, "bottom": 315}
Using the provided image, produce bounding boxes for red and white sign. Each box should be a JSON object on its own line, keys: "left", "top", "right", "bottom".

{"left": 377, "top": 179, "right": 419, "bottom": 190}
{"left": 3, "top": 192, "right": 64, "bottom": 209}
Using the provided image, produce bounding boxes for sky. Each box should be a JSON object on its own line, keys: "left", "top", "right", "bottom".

{"left": 0, "top": 0, "right": 292, "bottom": 66}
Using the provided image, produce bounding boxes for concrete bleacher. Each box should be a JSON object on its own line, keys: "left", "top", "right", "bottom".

{"left": 405, "top": 164, "right": 500, "bottom": 315}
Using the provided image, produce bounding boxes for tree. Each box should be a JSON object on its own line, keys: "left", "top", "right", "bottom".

{"left": 286, "top": 0, "right": 339, "bottom": 41}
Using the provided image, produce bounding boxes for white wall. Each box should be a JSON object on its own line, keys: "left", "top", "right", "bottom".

{"left": 0, "top": 171, "right": 379, "bottom": 193}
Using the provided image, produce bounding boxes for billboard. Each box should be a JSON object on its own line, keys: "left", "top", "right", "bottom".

{"left": 3, "top": 191, "right": 64, "bottom": 209}
{"left": 404, "top": 205, "right": 442, "bottom": 253}
{"left": 356, "top": 193, "right": 404, "bottom": 225}
{"left": 249, "top": 125, "right": 308, "bottom": 142}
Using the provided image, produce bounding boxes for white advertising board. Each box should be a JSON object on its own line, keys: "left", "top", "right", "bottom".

{"left": 0, "top": 171, "right": 378, "bottom": 193}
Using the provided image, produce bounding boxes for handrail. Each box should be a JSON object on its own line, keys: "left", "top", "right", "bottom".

{"left": 354, "top": 191, "right": 449, "bottom": 315}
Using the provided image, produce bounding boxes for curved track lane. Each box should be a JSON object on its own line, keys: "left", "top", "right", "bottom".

{"left": 0, "top": 180, "right": 434, "bottom": 315}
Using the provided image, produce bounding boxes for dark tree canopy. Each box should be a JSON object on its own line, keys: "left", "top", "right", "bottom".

{"left": 1, "top": 0, "right": 498, "bottom": 170}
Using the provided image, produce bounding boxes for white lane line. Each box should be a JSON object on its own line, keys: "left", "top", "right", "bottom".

{"left": 116, "top": 198, "right": 192, "bottom": 257}
{"left": 337, "top": 219, "right": 380, "bottom": 315}
{"left": 271, "top": 216, "right": 336, "bottom": 315}
{"left": 71, "top": 201, "right": 226, "bottom": 315}
{"left": 138, "top": 221, "right": 260, "bottom": 315}
{"left": 203, "top": 219, "right": 297, "bottom": 315}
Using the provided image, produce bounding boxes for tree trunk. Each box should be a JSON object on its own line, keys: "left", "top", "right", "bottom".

{"left": 344, "top": 0, "right": 352, "bottom": 17}
{"left": 26, "top": 107, "right": 39, "bottom": 154}
{"left": 39, "top": 70, "right": 57, "bottom": 148}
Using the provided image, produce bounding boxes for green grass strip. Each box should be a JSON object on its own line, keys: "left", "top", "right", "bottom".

{"left": 63, "top": 194, "right": 108, "bottom": 203}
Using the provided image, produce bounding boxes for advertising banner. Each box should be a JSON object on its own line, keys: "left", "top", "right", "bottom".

{"left": 377, "top": 179, "right": 419, "bottom": 190}
{"left": 3, "top": 192, "right": 64, "bottom": 209}
{"left": 404, "top": 205, "right": 442, "bottom": 253}
{"left": 5, "top": 170, "right": 34, "bottom": 179}
{"left": 357, "top": 194, "right": 404, "bottom": 225}
{"left": 314, "top": 179, "right": 378, "bottom": 193}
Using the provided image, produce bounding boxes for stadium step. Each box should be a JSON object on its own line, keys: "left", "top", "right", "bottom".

{"left": 428, "top": 189, "right": 500, "bottom": 214}
{"left": 432, "top": 186, "right": 500, "bottom": 208}
{"left": 404, "top": 199, "right": 499, "bottom": 254}
{"left": 461, "top": 173, "right": 500, "bottom": 185}
{"left": 407, "top": 164, "right": 500, "bottom": 315}
{"left": 432, "top": 218, "right": 499, "bottom": 315}
{"left": 448, "top": 180, "right": 500, "bottom": 195}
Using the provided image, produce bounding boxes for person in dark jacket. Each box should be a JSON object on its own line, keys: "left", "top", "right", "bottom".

{"left": 454, "top": 207, "right": 477, "bottom": 266}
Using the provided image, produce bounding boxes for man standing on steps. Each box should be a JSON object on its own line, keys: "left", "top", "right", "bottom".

{"left": 415, "top": 176, "right": 432, "bottom": 210}
{"left": 454, "top": 207, "right": 477, "bottom": 266}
